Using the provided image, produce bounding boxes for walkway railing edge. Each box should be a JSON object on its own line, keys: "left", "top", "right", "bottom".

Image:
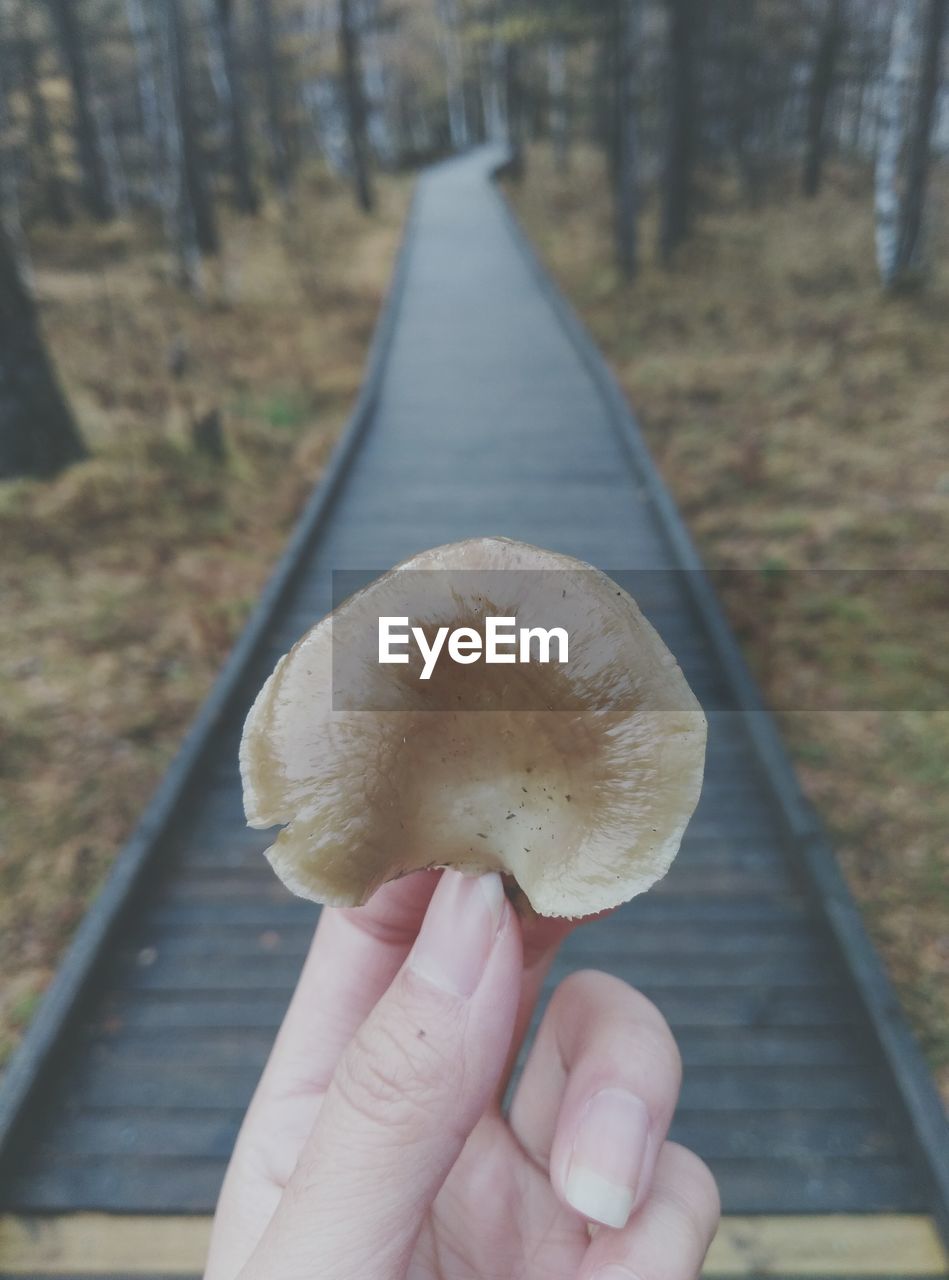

{"left": 489, "top": 159, "right": 949, "bottom": 1244}
{"left": 0, "top": 178, "right": 424, "bottom": 1174}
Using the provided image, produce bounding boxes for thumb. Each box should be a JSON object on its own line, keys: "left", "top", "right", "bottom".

{"left": 240, "top": 870, "right": 522, "bottom": 1280}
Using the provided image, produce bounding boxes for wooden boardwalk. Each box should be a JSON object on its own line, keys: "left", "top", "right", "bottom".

{"left": 1, "top": 149, "right": 947, "bottom": 1278}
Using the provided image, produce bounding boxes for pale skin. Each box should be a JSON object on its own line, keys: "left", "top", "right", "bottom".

{"left": 205, "top": 868, "right": 720, "bottom": 1280}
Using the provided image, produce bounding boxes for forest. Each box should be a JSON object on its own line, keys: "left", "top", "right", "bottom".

{"left": 0, "top": 0, "right": 946, "bottom": 1098}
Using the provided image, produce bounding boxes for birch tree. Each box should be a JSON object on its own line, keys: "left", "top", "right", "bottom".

{"left": 890, "top": 0, "right": 947, "bottom": 282}
{"left": 874, "top": 0, "right": 946, "bottom": 288}
{"left": 0, "top": 224, "right": 86, "bottom": 478}
{"left": 125, "top": 0, "right": 166, "bottom": 208}
{"left": 437, "top": 0, "right": 470, "bottom": 150}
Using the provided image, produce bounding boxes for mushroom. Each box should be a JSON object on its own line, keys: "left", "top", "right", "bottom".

{"left": 240, "top": 537, "right": 706, "bottom": 918}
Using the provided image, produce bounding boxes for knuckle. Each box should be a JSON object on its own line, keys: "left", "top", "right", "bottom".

{"left": 657, "top": 1143, "right": 722, "bottom": 1249}
{"left": 553, "top": 970, "right": 682, "bottom": 1092}
{"left": 333, "top": 1007, "right": 458, "bottom": 1134}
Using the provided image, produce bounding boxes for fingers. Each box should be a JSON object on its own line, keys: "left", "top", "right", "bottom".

{"left": 260, "top": 871, "right": 440, "bottom": 1102}
{"left": 509, "top": 969, "right": 681, "bottom": 1230}
{"left": 579, "top": 1142, "right": 720, "bottom": 1280}
{"left": 205, "top": 872, "right": 438, "bottom": 1279}
{"left": 239, "top": 870, "right": 523, "bottom": 1280}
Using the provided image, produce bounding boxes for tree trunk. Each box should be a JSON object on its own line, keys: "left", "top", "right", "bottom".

{"left": 338, "top": 0, "right": 374, "bottom": 212}
{"left": 0, "top": 32, "right": 26, "bottom": 254}
{"left": 728, "top": 0, "right": 764, "bottom": 202}
{"left": 164, "top": 0, "right": 218, "bottom": 255}
{"left": 659, "top": 0, "right": 700, "bottom": 263}
{"left": 875, "top": 0, "right": 914, "bottom": 285}
{"left": 437, "top": 0, "right": 469, "bottom": 151}
{"left": 125, "top": 0, "right": 166, "bottom": 208}
{"left": 254, "top": 0, "right": 291, "bottom": 193}
{"left": 94, "top": 94, "right": 130, "bottom": 216}
{"left": 16, "top": 24, "right": 72, "bottom": 224}
{"left": 46, "top": 0, "right": 114, "bottom": 221}
{"left": 609, "top": 0, "right": 639, "bottom": 278}
{"left": 891, "top": 0, "right": 947, "bottom": 282}
{"left": 503, "top": 5, "right": 525, "bottom": 179}
{"left": 212, "top": 0, "right": 260, "bottom": 213}
{"left": 547, "top": 35, "right": 569, "bottom": 173}
{"left": 0, "top": 224, "right": 86, "bottom": 478}
{"left": 477, "top": 30, "right": 506, "bottom": 142}
{"left": 802, "top": 0, "right": 845, "bottom": 196}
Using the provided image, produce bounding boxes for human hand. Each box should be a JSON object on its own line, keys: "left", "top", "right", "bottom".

{"left": 205, "top": 869, "right": 719, "bottom": 1279}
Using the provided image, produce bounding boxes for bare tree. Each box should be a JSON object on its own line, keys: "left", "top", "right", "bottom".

{"left": 888, "top": 0, "right": 948, "bottom": 283}
{"left": 45, "top": 0, "right": 114, "bottom": 221}
{"left": 0, "top": 224, "right": 86, "bottom": 478}
{"left": 876, "top": 0, "right": 942, "bottom": 288}
{"left": 503, "top": 0, "right": 525, "bottom": 179}
{"left": 338, "top": 0, "right": 374, "bottom": 211}
{"left": 125, "top": 0, "right": 165, "bottom": 207}
{"left": 162, "top": 0, "right": 219, "bottom": 257}
{"left": 437, "top": 0, "right": 470, "bottom": 150}
{"left": 254, "top": 0, "right": 291, "bottom": 193}
{"left": 608, "top": 0, "right": 640, "bottom": 278}
{"left": 660, "top": 0, "right": 701, "bottom": 262}
{"left": 802, "top": 0, "right": 846, "bottom": 196}
{"left": 547, "top": 34, "right": 569, "bottom": 172}
{"left": 210, "top": 0, "right": 260, "bottom": 212}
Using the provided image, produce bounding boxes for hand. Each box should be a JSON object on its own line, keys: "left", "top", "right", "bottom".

{"left": 205, "top": 869, "right": 719, "bottom": 1279}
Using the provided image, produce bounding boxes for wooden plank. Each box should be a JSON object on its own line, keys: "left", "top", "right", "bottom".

{"left": 671, "top": 1111, "right": 905, "bottom": 1160}
{"left": 144, "top": 894, "right": 810, "bottom": 928}
{"left": 3, "top": 1160, "right": 225, "bottom": 1214}
{"left": 125, "top": 919, "right": 828, "bottom": 959}
{"left": 2, "top": 1214, "right": 946, "bottom": 1276}
{"left": 30, "top": 1111, "right": 244, "bottom": 1160}
{"left": 108, "top": 950, "right": 837, "bottom": 993}
{"left": 51, "top": 1060, "right": 890, "bottom": 1117}
{"left": 0, "top": 1214, "right": 209, "bottom": 1273}
{"left": 705, "top": 1214, "right": 948, "bottom": 1275}
{"left": 88, "top": 984, "right": 857, "bottom": 1036}
{"left": 44, "top": 1105, "right": 900, "bottom": 1164}
{"left": 710, "top": 1160, "right": 926, "bottom": 1214}
{"left": 74, "top": 1024, "right": 866, "bottom": 1073}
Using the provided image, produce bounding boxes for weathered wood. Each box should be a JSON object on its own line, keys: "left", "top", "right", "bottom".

{"left": 2, "top": 1213, "right": 945, "bottom": 1277}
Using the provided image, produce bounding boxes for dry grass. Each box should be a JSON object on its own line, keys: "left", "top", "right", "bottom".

{"left": 509, "top": 146, "right": 949, "bottom": 1096}
{"left": 0, "top": 167, "right": 409, "bottom": 1065}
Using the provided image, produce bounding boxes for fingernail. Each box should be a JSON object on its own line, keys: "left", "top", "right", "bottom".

{"left": 564, "top": 1089, "right": 650, "bottom": 1229}
{"left": 408, "top": 870, "right": 505, "bottom": 997}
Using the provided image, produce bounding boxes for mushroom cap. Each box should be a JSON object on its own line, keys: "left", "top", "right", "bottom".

{"left": 240, "top": 537, "right": 707, "bottom": 918}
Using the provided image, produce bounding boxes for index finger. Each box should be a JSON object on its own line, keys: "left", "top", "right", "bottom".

{"left": 205, "top": 871, "right": 438, "bottom": 1279}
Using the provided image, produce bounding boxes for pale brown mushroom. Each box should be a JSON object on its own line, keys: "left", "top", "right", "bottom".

{"left": 240, "top": 537, "right": 706, "bottom": 918}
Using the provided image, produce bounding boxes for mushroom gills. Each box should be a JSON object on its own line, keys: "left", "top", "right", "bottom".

{"left": 240, "top": 537, "right": 707, "bottom": 918}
